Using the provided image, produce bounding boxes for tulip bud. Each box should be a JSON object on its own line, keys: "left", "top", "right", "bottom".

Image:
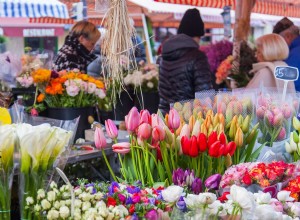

{"left": 192, "top": 119, "right": 201, "bottom": 136}
{"left": 205, "top": 174, "right": 222, "bottom": 190}
{"left": 234, "top": 127, "right": 244, "bottom": 148}
{"left": 225, "top": 107, "right": 233, "bottom": 123}
{"left": 206, "top": 110, "right": 213, "bottom": 117}
{"left": 200, "top": 123, "right": 208, "bottom": 136}
{"left": 165, "top": 113, "right": 169, "bottom": 127}
{"left": 208, "top": 124, "right": 213, "bottom": 136}
{"left": 164, "top": 126, "right": 174, "bottom": 145}
{"left": 125, "top": 107, "right": 140, "bottom": 133}
{"left": 225, "top": 154, "right": 232, "bottom": 168}
{"left": 237, "top": 115, "right": 243, "bottom": 127}
{"left": 94, "top": 127, "right": 107, "bottom": 149}
{"left": 229, "top": 121, "right": 237, "bottom": 140}
{"left": 285, "top": 142, "right": 293, "bottom": 154}
{"left": 205, "top": 115, "right": 212, "bottom": 129}
{"left": 138, "top": 123, "right": 152, "bottom": 140}
{"left": 168, "top": 108, "right": 181, "bottom": 130}
{"left": 256, "top": 106, "right": 266, "bottom": 119}
{"left": 152, "top": 126, "right": 166, "bottom": 142}
{"left": 209, "top": 141, "right": 221, "bottom": 158}
{"left": 293, "top": 116, "right": 300, "bottom": 132}
{"left": 105, "top": 119, "right": 118, "bottom": 140}
{"left": 276, "top": 127, "right": 286, "bottom": 141}
{"left": 226, "top": 142, "right": 236, "bottom": 156}
{"left": 293, "top": 131, "right": 299, "bottom": 143}
{"left": 112, "top": 142, "right": 131, "bottom": 154}
{"left": 189, "top": 136, "right": 199, "bottom": 157}
{"left": 218, "top": 123, "right": 224, "bottom": 134}
{"left": 218, "top": 132, "right": 227, "bottom": 146}
{"left": 241, "top": 115, "right": 250, "bottom": 133}
{"left": 289, "top": 134, "right": 298, "bottom": 152}
{"left": 181, "top": 136, "right": 190, "bottom": 156}
{"left": 197, "top": 133, "right": 207, "bottom": 152}
{"left": 197, "top": 111, "right": 203, "bottom": 120}
{"left": 189, "top": 115, "right": 195, "bottom": 133}
{"left": 176, "top": 122, "right": 184, "bottom": 136}
{"left": 245, "top": 123, "right": 259, "bottom": 145}
{"left": 218, "top": 114, "right": 225, "bottom": 127}
{"left": 208, "top": 131, "right": 218, "bottom": 148}
{"left": 213, "top": 114, "right": 219, "bottom": 127}
{"left": 217, "top": 101, "right": 226, "bottom": 114}
{"left": 179, "top": 124, "right": 190, "bottom": 139}
{"left": 140, "top": 109, "right": 151, "bottom": 124}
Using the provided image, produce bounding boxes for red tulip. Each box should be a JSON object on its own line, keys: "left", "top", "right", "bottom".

{"left": 218, "top": 132, "right": 227, "bottom": 146}
{"left": 156, "top": 147, "right": 162, "bottom": 161}
{"left": 181, "top": 136, "right": 190, "bottom": 156}
{"left": 208, "top": 141, "right": 221, "bottom": 158}
{"left": 189, "top": 136, "right": 199, "bottom": 157}
{"left": 152, "top": 126, "right": 165, "bottom": 142}
{"left": 225, "top": 141, "right": 236, "bottom": 156}
{"left": 219, "top": 144, "right": 226, "bottom": 156}
{"left": 137, "top": 123, "right": 152, "bottom": 140}
{"left": 168, "top": 108, "right": 180, "bottom": 130}
{"left": 197, "top": 133, "right": 207, "bottom": 152}
{"left": 125, "top": 107, "right": 140, "bottom": 133}
{"left": 140, "top": 109, "right": 151, "bottom": 124}
{"left": 207, "top": 131, "right": 218, "bottom": 149}
{"left": 112, "top": 142, "right": 130, "bottom": 154}
{"left": 94, "top": 127, "right": 107, "bottom": 149}
{"left": 105, "top": 119, "right": 118, "bottom": 139}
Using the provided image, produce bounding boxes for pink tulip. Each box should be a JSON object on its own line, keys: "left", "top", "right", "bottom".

{"left": 151, "top": 114, "right": 164, "bottom": 127}
{"left": 105, "top": 119, "right": 118, "bottom": 139}
{"left": 125, "top": 107, "right": 140, "bottom": 133}
{"left": 277, "top": 127, "right": 286, "bottom": 141}
{"left": 30, "top": 108, "right": 39, "bottom": 116}
{"left": 179, "top": 124, "right": 190, "bottom": 138}
{"left": 256, "top": 106, "right": 266, "bottom": 119}
{"left": 217, "top": 101, "right": 226, "bottom": 114}
{"left": 264, "top": 110, "right": 274, "bottom": 125}
{"left": 112, "top": 142, "right": 130, "bottom": 154}
{"left": 94, "top": 127, "right": 107, "bottom": 149}
{"left": 273, "top": 112, "right": 283, "bottom": 126}
{"left": 140, "top": 110, "right": 151, "bottom": 124}
{"left": 152, "top": 126, "right": 166, "bottom": 142}
{"left": 168, "top": 108, "right": 180, "bottom": 130}
{"left": 282, "top": 104, "right": 292, "bottom": 119}
{"left": 138, "top": 123, "right": 152, "bottom": 140}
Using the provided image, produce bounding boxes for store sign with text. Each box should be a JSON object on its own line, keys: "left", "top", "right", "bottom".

{"left": 23, "top": 29, "right": 55, "bottom": 37}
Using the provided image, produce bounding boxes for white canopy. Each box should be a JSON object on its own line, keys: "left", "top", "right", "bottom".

{"left": 0, "top": 0, "right": 69, "bottom": 18}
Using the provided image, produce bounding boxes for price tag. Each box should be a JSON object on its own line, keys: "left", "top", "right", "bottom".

{"left": 274, "top": 66, "right": 299, "bottom": 101}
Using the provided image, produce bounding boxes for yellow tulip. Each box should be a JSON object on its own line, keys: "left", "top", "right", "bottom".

{"left": 229, "top": 121, "right": 237, "bottom": 140}
{"left": 200, "top": 123, "right": 208, "bottom": 136}
{"left": 197, "top": 111, "right": 203, "bottom": 120}
{"left": 205, "top": 115, "right": 212, "bottom": 129}
{"left": 241, "top": 115, "right": 251, "bottom": 133}
{"left": 234, "top": 127, "right": 244, "bottom": 148}
{"left": 213, "top": 114, "right": 219, "bottom": 127}
{"left": 218, "top": 123, "right": 224, "bottom": 134}
{"left": 293, "top": 116, "right": 300, "bottom": 131}
{"left": 245, "top": 123, "right": 259, "bottom": 145}
{"left": 237, "top": 115, "right": 243, "bottom": 127}
{"left": 189, "top": 115, "right": 195, "bottom": 132}
{"left": 225, "top": 153, "right": 232, "bottom": 168}
{"left": 208, "top": 124, "right": 213, "bottom": 136}
{"left": 218, "top": 114, "right": 225, "bottom": 127}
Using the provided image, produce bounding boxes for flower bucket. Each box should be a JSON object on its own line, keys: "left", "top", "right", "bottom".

{"left": 114, "top": 90, "right": 135, "bottom": 121}
{"left": 135, "top": 91, "right": 159, "bottom": 114}
{"left": 40, "top": 106, "right": 95, "bottom": 140}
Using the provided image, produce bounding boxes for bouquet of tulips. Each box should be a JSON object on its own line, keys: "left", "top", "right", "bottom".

{"left": 285, "top": 116, "right": 300, "bottom": 161}
{"left": 256, "top": 92, "right": 293, "bottom": 147}
{"left": 0, "top": 124, "right": 16, "bottom": 220}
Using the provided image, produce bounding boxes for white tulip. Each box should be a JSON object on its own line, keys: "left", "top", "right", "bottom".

{"left": 191, "top": 119, "right": 201, "bottom": 136}
{"left": 291, "top": 203, "right": 300, "bottom": 217}
{"left": 198, "top": 192, "right": 217, "bottom": 205}
{"left": 277, "top": 191, "right": 295, "bottom": 202}
{"left": 37, "top": 189, "right": 46, "bottom": 200}
{"left": 161, "top": 185, "right": 184, "bottom": 203}
{"left": 47, "top": 210, "right": 59, "bottom": 220}
{"left": 59, "top": 206, "right": 70, "bottom": 219}
{"left": 254, "top": 191, "right": 271, "bottom": 204}
{"left": 184, "top": 194, "right": 199, "bottom": 208}
{"left": 47, "top": 191, "right": 56, "bottom": 202}
{"left": 26, "top": 197, "right": 34, "bottom": 205}
{"left": 41, "top": 199, "right": 51, "bottom": 210}
{"left": 230, "top": 185, "right": 255, "bottom": 216}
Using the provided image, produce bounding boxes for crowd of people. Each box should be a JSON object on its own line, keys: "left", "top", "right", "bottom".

{"left": 51, "top": 10, "right": 300, "bottom": 116}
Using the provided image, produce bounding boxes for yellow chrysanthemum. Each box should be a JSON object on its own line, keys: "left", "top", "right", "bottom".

{"left": 32, "top": 68, "right": 51, "bottom": 83}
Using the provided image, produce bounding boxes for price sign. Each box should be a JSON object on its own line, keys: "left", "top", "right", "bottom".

{"left": 274, "top": 66, "right": 299, "bottom": 102}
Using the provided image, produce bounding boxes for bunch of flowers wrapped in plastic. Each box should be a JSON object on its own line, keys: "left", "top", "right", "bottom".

{"left": 25, "top": 68, "right": 106, "bottom": 113}
{"left": 215, "top": 55, "right": 233, "bottom": 85}
{"left": 124, "top": 61, "right": 158, "bottom": 92}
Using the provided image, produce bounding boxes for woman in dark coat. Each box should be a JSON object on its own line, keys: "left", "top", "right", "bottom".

{"left": 158, "top": 8, "right": 213, "bottom": 115}
{"left": 53, "top": 20, "right": 100, "bottom": 73}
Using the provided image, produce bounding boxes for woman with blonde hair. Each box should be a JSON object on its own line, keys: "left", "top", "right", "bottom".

{"left": 53, "top": 20, "right": 101, "bottom": 73}
{"left": 246, "top": 33, "right": 295, "bottom": 92}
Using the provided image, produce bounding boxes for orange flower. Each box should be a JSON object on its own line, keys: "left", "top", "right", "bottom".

{"left": 32, "top": 68, "right": 51, "bottom": 83}
{"left": 51, "top": 82, "right": 64, "bottom": 95}
{"left": 37, "top": 93, "right": 45, "bottom": 103}
{"left": 45, "top": 86, "right": 55, "bottom": 95}
{"left": 259, "top": 179, "right": 270, "bottom": 187}
{"left": 95, "top": 80, "right": 105, "bottom": 89}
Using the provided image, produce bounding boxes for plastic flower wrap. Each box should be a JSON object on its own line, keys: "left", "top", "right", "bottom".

{"left": 29, "top": 68, "right": 106, "bottom": 112}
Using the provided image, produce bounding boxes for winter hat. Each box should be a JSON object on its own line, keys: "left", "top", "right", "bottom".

{"left": 177, "top": 8, "right": 205, "bottom": 37}
{"left": 273, "top": 17, "right": 294, "bottom": 34}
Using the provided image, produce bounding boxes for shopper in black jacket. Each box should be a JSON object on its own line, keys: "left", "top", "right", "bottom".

{"left": 158, "top": 8, "right": 213, "bottom": 115}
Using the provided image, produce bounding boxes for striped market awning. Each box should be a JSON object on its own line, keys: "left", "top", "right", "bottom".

{"left": 154, "top": 0, "right": 300, "bottom": 18}
{"left": 0, "top": 0, "right": 69, "bottom": 18}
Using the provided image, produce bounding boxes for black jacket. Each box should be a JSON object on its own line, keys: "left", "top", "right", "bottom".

{"left": 158, "top": 34, "right": 213, "bottom": 115}
{"left": 53, "top": 35, "right": 97, "bottom": 73}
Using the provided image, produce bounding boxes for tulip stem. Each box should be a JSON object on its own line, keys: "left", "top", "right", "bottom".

{"left": 136, "top": 148, "right": 145, "bottom": 186}
{"left": 117, "top": 153, "right": 127, "bottom": 181}
{"left": 101, "top": 149, "right": 117, "bottom": 182}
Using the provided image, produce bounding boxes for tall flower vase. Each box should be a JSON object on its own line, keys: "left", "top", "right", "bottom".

{"left": 0, "top": 125, "right": 15, "bottom": 220}
{"left": 135, "top": 91, "right": 159, "bottom": 114}
{"left": 40, "top": 106, "right": 95, "bottom": 141}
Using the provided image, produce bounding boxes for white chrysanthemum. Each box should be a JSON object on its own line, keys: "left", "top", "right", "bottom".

{"left": 37, "top": 189, "right": 46, "bottom": 200}
{"left": 47, "top": 209, "right": 59, "bottom": 220}
{"left": 74, "top": 188, "right": 83, "bottom": 196}
{"left": 41, "top": 199, "right": 51, "bottom": 210}
{"left": 26, "top": 197, "right": 34, "bottom": 205}
{"left": 47, "top": 191, "right": 56, "bottom": 202}
{"left": 112, "top": 205, "right": 129, "bottom": 217}
{"left": 50, "top": 181, "right": 57, "bottom": 189}
{"left": 34, "top": 204, "right": 41, "bottom": 212}
{"left": 82, "top": 201, "right": 92, "bottom": 211}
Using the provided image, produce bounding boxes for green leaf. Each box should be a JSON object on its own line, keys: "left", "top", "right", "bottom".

{"left": 244, "top": 130, "right": 259, "bottom": 162}
{"left": 249, "top": 142, "right": 267, "bottom": 161}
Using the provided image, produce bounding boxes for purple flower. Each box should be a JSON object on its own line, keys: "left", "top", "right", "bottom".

{"left": 126, "top": 186, "right": 141, "bottom": 194}
{"left": 149, "top": 197, "right": 156, "bottom": 205}
{"left": 108, "top": 182, "right": 119, "bottom": 195}
{"left": 51, "top": 70, "right": 59, "bottom": 78}
{"left": 172, "top": 168, "right": 186, "bottom": 186}
{"left": 263, "top": 185, "right": 278, "bottom": 198}
{"left": 145, "top": 209, "right": 158, "bottom": 220}
{"left": 176, "top": 196, "right": 186, "bottom": 211}
{"left": 191, "top": 177, "right": 202, "bottom": 194}
{"left": 131, "top": 213, "right": 139, "bottom": 220}
{"left": 125, "top": 197, "right": 133, "bottom": 205}
{"left": 184, "top": 169, "right": 195, "bottom": 187}
{"left": 205, "top": 174, "right": 222, "bottom": 190}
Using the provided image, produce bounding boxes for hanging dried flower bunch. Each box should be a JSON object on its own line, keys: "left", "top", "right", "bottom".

{"left": 101, "top": 0, "right": 137, "bottom": 105}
